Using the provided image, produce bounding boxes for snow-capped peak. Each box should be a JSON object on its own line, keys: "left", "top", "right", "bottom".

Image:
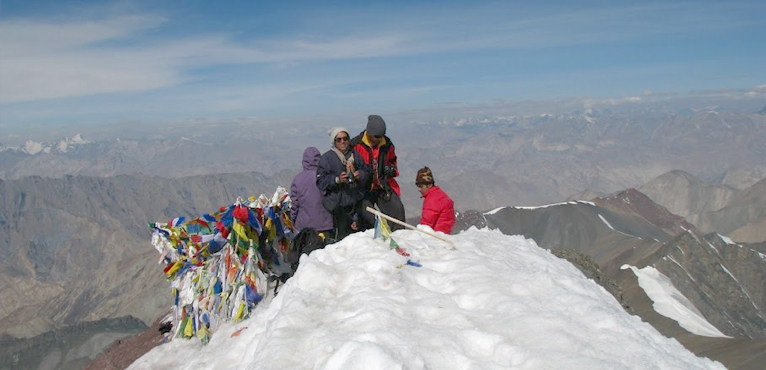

{"left": 23, "top": 140, "right": 48, "bottom": 155}
{"left": 19, "top": 134, "right": 92, "bottom": 155}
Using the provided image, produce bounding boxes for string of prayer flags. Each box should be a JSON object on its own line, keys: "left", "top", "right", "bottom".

{"left": 150, "top": 187, "right": 293, "bottom": 344}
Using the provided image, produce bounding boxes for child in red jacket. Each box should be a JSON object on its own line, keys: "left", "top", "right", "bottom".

{"left": 416, "top": 167, "right": 456, "bottom": 234}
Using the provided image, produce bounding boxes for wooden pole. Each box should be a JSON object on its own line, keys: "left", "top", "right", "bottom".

{"left": 365, "top": 207, "right": 456, "bottom": 249}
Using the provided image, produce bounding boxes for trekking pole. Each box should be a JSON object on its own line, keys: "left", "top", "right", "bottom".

{"left": 365, "top": 207, "right": 456, "bottom": 249}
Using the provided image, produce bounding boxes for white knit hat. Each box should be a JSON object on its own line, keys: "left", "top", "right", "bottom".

{"left": 328, "top": 127, "right": 349, "bottom": 145}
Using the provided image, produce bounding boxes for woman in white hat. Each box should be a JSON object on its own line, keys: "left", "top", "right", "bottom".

{"left": 316, "top": 127, "right": 370, "bottom": 240}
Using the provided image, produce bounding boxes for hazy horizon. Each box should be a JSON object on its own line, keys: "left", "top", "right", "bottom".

{"left": 2, "top": 0, "right": 765, "bottom": 144}
{"left": 2, "top": 87, "right": 765, "bottom": 147}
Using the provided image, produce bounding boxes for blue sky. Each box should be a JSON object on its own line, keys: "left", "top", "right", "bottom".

{"left": 1, "top": 0, "right": 765, "bottom": 139}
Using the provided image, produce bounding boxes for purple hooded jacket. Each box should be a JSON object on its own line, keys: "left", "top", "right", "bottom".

{"left": 290, "top": 147, "right": 334, "bottom": 232}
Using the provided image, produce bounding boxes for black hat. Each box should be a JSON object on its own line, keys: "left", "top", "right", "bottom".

{"left": 366, "top": 115, "right": 386, "bottom": 137}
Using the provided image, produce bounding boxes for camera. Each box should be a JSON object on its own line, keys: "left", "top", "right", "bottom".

{"left": 346, "top": 169, "right": 356, "bottom": 187}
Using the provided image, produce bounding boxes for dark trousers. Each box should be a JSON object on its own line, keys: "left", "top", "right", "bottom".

{"left": 359, "top": 191, "right": 406, "bottom": 231}
{"left": 333, "top": 205, "right": 358, "bottom": 240}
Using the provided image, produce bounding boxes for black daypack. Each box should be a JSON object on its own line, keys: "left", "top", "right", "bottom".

{"left": 273, "top": 228, "right": 327, "bottom": 294}
{"left": 288, "top": 227, "right": 328, "bottom": 275}
{"left": 273, "top": 228, "right": 331, "bottom": 295}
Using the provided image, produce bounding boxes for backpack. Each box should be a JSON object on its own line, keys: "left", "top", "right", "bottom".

{"left": 287, "top": 227, "right": 329, "bottom": 275}
{"left": 273, "top": 228, "right": 329, "bottom": 295}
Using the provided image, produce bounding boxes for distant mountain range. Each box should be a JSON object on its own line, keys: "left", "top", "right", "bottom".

{"left": 1, "top": 103, "right": 765, "bottom": 218}
{"left": 2, "top": 100, "right": 766, "bottom": 369}
{"left": 639, "top": 170, "right": 766, "bottom": 243}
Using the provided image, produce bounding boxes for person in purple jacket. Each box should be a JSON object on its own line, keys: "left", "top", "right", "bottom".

{"left": 290, "top": 147, "right": 334, "bottom": 235}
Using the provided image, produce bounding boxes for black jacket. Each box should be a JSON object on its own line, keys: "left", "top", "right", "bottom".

{"left": 316, "top": 148, "right": 370, "bottom": 212}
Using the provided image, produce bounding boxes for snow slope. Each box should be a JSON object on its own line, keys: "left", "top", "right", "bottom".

{"left": 129, "top": 227, "right": 724, "bottom": 370}
{"left": 625, "top": 265, "right": 730, "bottom": 338}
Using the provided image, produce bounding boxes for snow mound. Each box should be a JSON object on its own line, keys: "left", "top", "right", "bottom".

{"left": 130, "top": 228, "right": 723, "bottom": 370}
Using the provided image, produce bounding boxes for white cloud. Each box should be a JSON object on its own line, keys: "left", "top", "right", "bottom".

{"left": 0, "top": 14, "right": 175, "bottom": 103}
{"left": 0, "top": 15, "right": 409, "bottom": 104}
{"left": 1, "top": 50, "right": 180, "bottom": 102}
{"left": 0, "top": 15, "right": 166, "bottom": 56}
{"left": 0, "top": 1, "right": 762, "bottom": 107}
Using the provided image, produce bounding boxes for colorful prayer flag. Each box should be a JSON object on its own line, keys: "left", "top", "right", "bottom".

{"left": 374, "top": 214, "right": 392, "bottom": 240}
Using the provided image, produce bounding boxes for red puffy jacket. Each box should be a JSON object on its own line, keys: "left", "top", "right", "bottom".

{"left": 419, "top": 186, "right": 455, "bottom": 234}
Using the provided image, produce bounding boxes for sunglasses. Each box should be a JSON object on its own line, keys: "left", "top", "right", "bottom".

{"left": 416, "top": 182, "right": 429, "bottom": 188}
{"left": 373, "top": 135, "right": 383, "bottom": 139}
{"left": 335, "top": 136, "right": 349, "bottom": 142}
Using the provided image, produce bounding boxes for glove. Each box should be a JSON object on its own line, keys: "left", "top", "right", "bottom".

{"left": 384, "top": 166, "right": 397, "bottom": 177}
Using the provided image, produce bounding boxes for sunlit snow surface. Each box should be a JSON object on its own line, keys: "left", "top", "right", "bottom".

{"left": 718, "top": 233, "right": 736, "bottom": 245}
{"left": 130, "top": 228, "right": 724, "bottom": 370}
{"left": 625, "top": 265, "right": 729, "bottom": 339}
{"left": 598, "top": 214, "right": 615, "bottom": 230}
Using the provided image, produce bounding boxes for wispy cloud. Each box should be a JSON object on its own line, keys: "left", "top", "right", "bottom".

{"left": 0, "top": 1, "right": 763, "bottom": 116}
{"left": 0, "top": 14, "right": 166, "bottom": 55}
{"left": 0, "top": 14, "right": 175, "bottom": 102}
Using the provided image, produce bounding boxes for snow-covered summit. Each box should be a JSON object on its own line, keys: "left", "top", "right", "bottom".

{"left": 129, "top": 227, "right": 723, "bottom": 370}
{"left": 20, "top": 134, "right": 92, "bottom": 155}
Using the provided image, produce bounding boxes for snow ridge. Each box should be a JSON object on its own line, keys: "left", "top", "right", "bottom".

{"left": 131, "top": 228, "right": 724, "bottom": 369}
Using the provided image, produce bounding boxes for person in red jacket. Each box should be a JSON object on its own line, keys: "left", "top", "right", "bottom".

{"left": 351, "top": 115, "right": 406, "bottom": 230}
{"left": 416, "top": 167, "right": 455, "bottom": 234}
